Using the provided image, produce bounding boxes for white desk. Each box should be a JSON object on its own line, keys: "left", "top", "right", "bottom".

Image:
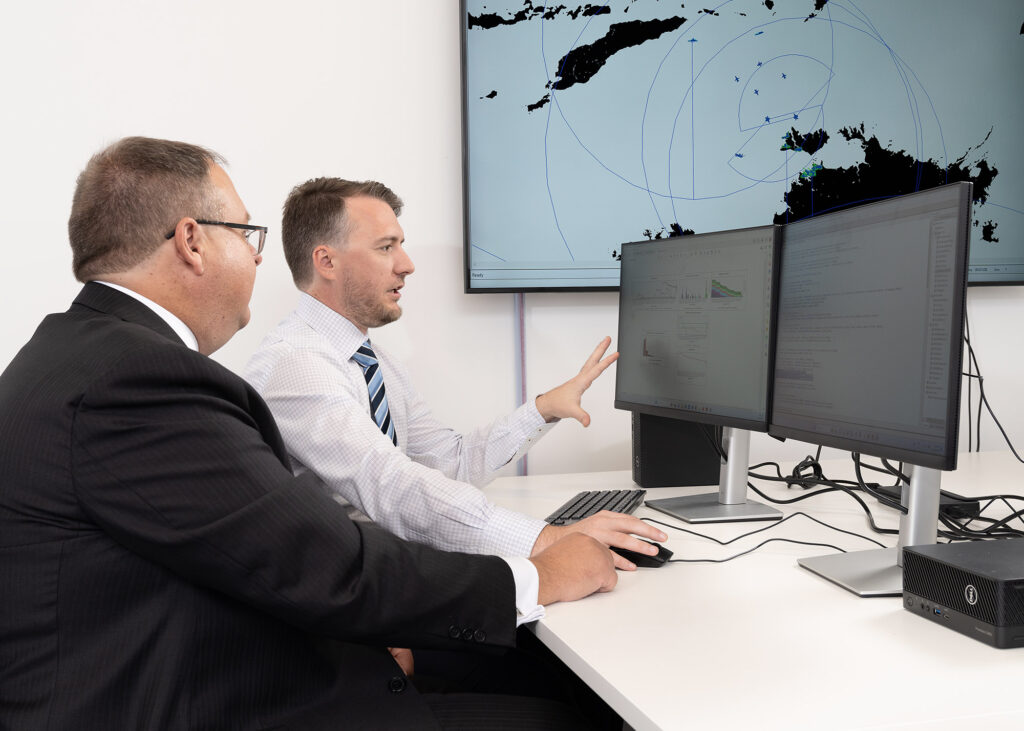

{"left": 485, "top": 451, "right": 1024, "bottom": 731}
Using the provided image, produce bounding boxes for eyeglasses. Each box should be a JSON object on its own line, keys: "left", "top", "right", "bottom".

{"left": 165, "top": 220, "right": 268, "bottom": 255}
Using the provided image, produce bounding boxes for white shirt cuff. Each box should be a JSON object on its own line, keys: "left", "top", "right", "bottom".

{"left": 507, "top": 401, "right": 558, "bottom": 464}
{"left": 501, "top": 556, "right": 545, "bottom": 625}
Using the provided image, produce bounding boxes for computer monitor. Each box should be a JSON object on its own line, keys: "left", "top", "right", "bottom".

{"left": 770, "top": 181, "right": 973, "bottom": 596}
{"left": 615, "top": 225, "right": 782, "bottom": 523}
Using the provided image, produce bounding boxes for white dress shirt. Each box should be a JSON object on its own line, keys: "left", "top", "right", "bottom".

{"left": 246, "top": 293, "right": 557, "bottom": 555}
{"left": 247, "top": 294, "right": 559, "bottom": 621}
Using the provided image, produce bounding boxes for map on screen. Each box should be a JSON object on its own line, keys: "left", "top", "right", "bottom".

{"left": 462, "top": 0, "right": 1024, "bottom": 290}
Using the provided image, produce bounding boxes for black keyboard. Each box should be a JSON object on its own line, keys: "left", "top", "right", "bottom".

{"left": 545, "top": 489, "right": 647, "bottom": 525}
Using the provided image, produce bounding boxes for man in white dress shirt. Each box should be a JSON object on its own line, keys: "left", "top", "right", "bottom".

{"left": 246, "top": 178, "right": 666, "bottom": 568}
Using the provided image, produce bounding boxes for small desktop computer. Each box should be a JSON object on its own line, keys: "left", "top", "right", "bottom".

{"left": 630, "top": 412, "right": 720, "bottom": 488}
{"left": 902, "top": 539, "right": 1024, "bottom": 649}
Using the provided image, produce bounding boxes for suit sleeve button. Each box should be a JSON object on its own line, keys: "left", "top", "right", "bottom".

{"left": 388, "top": 676, "right": 407, "bottom": 693}
{"left": 461, "top": 628, "right": 474, "bottom": 641}
{"left": 448, "top": 624, "right": 461, "bottom": 639}
{"left": 473, "top": 629, "right": 486, "bottom": 643}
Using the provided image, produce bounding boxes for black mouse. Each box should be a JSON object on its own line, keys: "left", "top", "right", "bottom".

{"left": 611, "top": 540, "right": 673, "bottom": 568}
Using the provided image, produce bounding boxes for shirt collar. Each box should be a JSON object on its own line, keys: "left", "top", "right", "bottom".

{"left": 94, "top": 281, "right": 200, "bottom": 352}
{"left": 295, "top": 292, "right": 371, "bottom": 360}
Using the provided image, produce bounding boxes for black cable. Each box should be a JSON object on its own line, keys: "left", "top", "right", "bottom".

{"left": 749, "top": 452, "right": 1024, "bottom": 540}
{"left": 994, "top": 497, "right": 1024, "bottom": 531}
{"left": 746, "top": 458, "right": 902, "bottom": 535}
{"left": 965, "top": 312, "right": 974, "bottom": 451}
{"left": 753, "top": 452, "right": 907, "bottom": 524}
{"left": 747, "top": 480, "right": 899, "bottom": 536}
{"left": 878, "top": 458, "right": 909, "bottom": 484}
{"left": 851, "top": 453, "right": 907, "bottom": 514}
{"left": 857, "top": 458, "right": 893, "bottom": 477}
{"left": 937, "top": 514, "right": 1022, "bottom": 540}
{"left": 748, "top": 465, "right": 870, "bottom": 496}
{"left": 642, "top": 512, "right": 877, "bottom": 564}
{"left": 960, "top": 371, "right": 984, "bottom": 450}
{"left": 967, "top": 505, "right": 1024, "bottom": 535}
{"left": 965, "top": 315, "right": 984, "bottom": 452}
{"left": 749, "top": 461, "right": 853, "bottom": 490}
{"left": 963, "top": 310, "right": 983, "bottom": 451}
{"left": 698, "top": 423, "right": 726, "bottom": 461}
{"left": 749, "top": 461, "right": 786, "bottom": 480}
{"left": 974, "top": 377, "right": 1024, "bottom": 463}
{"left": 665, "top": 537, "right": 849, "bottom": 564}
{"left": 962, "top": 322, "right": 1024, "bottom": 462}
{"left": 738, "top": 432, "right": 1024, "bottom": 549}
{"left": 938, "top": 492, "right": 1024, "bottom": 507}
{"left": 868, "top": 462, "right": 1016, "bottom": 508}
{"left": 644, "top": 511, "right": 887, "bottom": 550}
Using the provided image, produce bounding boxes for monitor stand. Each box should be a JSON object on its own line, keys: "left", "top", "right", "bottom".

{"left": 645, "top": 427, "right": 782, "bottom": 523}
{"left": 798, "top": 464, "right": 941, "bottom": 597}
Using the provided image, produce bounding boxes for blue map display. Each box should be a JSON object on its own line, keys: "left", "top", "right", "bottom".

{"left": 463, "top": 0, "right": 1024, "bottom": 290}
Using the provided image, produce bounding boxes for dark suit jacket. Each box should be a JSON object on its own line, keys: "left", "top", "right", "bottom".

{"left": 0, "top": 283, "right": 517, "bottom": 730}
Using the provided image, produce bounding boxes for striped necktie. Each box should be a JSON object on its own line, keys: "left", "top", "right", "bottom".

{"left": 351, "top": 340, "right": 397, "bottom": 446}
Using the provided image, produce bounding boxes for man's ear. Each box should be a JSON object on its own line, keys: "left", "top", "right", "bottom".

{"left": 169, "top": 218, "right": 207, "bottom": 275}
{"left": 312, "top": 244, "right": 338, "bottom": 280}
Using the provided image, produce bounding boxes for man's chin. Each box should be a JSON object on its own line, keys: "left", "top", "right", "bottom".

{"left": 376, "top": 305, "right": 402, "bottom": 327}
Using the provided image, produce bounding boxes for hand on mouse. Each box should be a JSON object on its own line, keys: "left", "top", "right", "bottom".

{"left": 531, "top": 511, "right": 668, "bottom": 571}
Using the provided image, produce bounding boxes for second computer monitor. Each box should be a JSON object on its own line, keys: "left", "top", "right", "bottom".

{"left": 770, "top": 181, "right": 973, "bottom": 596}
{"left": 770, "top": 182, "right": 971, "bottom": 470}
{"left": 615, "top": 225, "right": 781, "bottom": 522}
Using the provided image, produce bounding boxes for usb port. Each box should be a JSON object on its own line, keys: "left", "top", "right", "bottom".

{"left": 934, "top": 608, "right": 942, "bottom": 616}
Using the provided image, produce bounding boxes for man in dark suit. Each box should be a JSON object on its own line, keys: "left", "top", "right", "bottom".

{"left": 0, "top": 137, "right": 616, "bottom": 730}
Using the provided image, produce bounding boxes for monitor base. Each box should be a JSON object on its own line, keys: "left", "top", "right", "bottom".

{"left": 798, "top": 547, "right": 901, "bottom": 597}
{"left": 646, "top": 493, "right": 782, "bottom": 524}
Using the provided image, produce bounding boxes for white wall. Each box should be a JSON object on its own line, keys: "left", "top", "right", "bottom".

{"left": 2, "top": 0, "right": 1022, "bottom": 479}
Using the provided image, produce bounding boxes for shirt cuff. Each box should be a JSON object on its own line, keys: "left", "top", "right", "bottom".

{"left": 501, "top": 556, "right": 545, "bottom": 625}
{"left": 506, "top": 401, "right": 558, "bottom": 464}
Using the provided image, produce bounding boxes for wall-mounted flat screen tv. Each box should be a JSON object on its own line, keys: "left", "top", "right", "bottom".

{"left": 461, "top": 1, "right": 1023, "bottom": 292}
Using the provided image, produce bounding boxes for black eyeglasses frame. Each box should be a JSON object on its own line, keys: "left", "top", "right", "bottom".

{"left": 164, "top": 219, "right": 268, "bottom": 254}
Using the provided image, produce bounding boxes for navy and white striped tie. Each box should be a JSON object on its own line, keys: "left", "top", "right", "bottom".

{"left": 351, "top": 340, "right": 397, "bottom": 446}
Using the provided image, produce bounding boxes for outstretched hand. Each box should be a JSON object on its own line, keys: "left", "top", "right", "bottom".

{"left": 535, "top": 336, "right": 619, "bottom": 427}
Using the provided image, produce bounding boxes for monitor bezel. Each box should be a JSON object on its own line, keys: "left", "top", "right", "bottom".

{"left": 613, "top": 224, "right": 782, "bottom": 434}
{"left": 767, "top": 182, "right": 972, "bottom": 471}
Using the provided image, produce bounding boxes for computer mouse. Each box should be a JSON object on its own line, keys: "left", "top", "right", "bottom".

{"left": 611, "top": 540, "right": 673, "bottom": 568}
